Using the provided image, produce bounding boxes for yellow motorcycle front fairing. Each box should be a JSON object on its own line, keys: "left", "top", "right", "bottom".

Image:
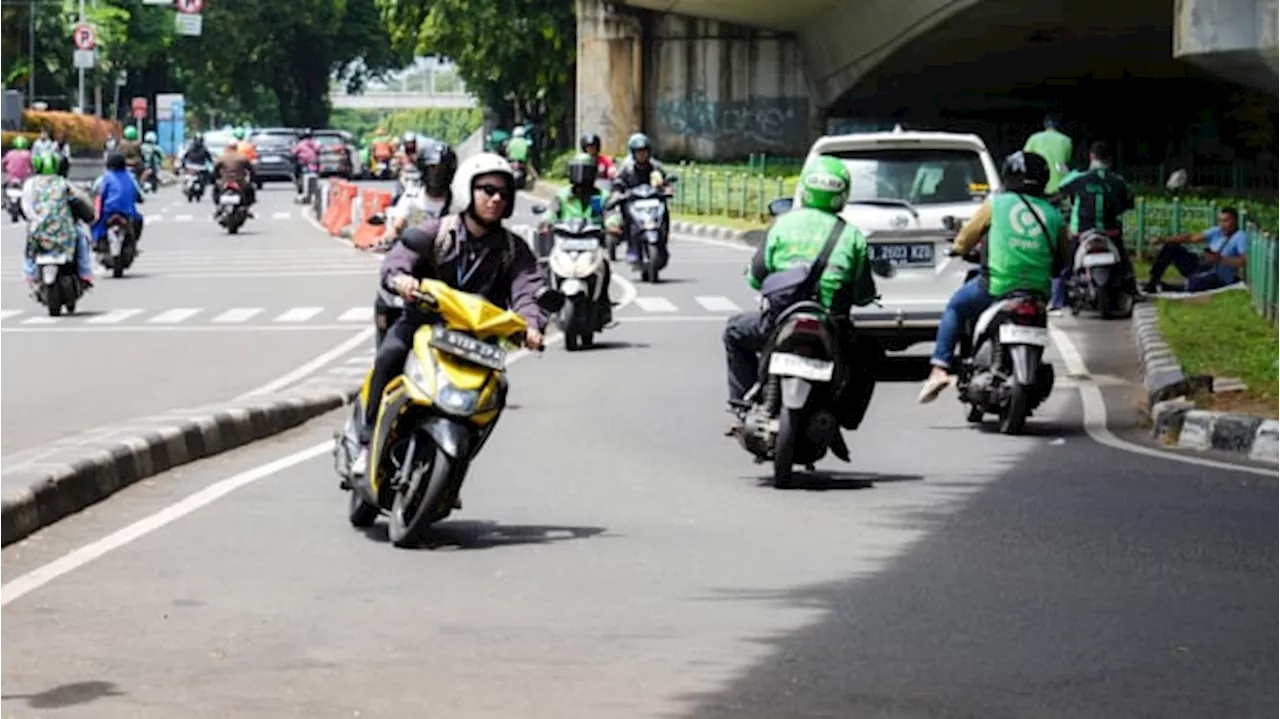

{"left": 420, "top": 278, "right": 529, "bottom": 341}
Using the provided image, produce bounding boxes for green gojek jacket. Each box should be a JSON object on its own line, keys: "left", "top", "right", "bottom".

{"left": 746, "top": 207, "right": 877, "bottom": 316}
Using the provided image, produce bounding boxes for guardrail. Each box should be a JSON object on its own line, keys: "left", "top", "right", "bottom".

{"left": 1247, "top": 232, "right": 1278, "bottom": 324}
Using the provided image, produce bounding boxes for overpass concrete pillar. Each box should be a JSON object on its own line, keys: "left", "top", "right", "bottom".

{"left": 1174, "top": 0, "right": 1278, "bottom": 93}
{"left": 576, "top": 0, "right": 643, "bottom": 157}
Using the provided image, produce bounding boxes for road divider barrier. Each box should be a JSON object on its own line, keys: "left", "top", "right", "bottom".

{"left": 351, "top": 188, "right": 394, "bottom": 250}
{"left": 321, "top": 180, "right": 359, "bottom": 236}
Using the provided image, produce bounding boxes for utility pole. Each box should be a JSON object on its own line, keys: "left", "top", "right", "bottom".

{"left": 77, "top": 0, "right": 86, "bottom": 113}
{"left": 28, "top": 0, "right": 35, "bottom": 102}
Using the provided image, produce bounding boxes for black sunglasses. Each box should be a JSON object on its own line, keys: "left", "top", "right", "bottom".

{"left": 476, "top": 183, "right": 513, "bottom": 199}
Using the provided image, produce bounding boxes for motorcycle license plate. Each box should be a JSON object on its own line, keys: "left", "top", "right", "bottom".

{"left": 998, "top": 325, "right": 1048, "bottom": 346}
{"left": 6, "top": 189, "right": 20, "bottom": 200}
{"left": 768, "top": 352, "right": 834, "bottom": 381}
{"left": 1082, "top": 252, "right": 1117, "bottom": 267}
{"left": 430, "top": 328, "right": 506, "bottom": 371}
{"left": 559, "top": 238, "right": 599, "bottom": 252}
{"left": 219, "top": 193, "right": 241, "bottom": 205}
{"left": 632, "top": 199, "right": 662, "bottom": 210}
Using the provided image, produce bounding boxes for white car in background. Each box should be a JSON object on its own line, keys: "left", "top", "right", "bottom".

{"left": 771, "top": 127, "right": 1002, "bottom": 352}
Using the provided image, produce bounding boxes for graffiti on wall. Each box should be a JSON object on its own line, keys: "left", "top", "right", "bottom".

{"left": 656, "top": 91, "right": 808, "bottom": 149}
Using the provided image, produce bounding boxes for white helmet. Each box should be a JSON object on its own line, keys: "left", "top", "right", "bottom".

{"left": 513, "top": 126, "right": 526, "bottom": 138}
{"left": 451, "top": 152, "right": 516, "bottom": 220}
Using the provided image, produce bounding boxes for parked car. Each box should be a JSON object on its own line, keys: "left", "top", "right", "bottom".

{"left": 250, "top": 127, "right": 300, "bottom": 183}
{"left": 314, "top": 129, "right": 355, "bottom": 179}
{"left": 772, "top": 126, "right": 1002, "bottom": 353}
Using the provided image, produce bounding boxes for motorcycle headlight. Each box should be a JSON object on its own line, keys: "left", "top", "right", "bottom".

{"left": 433, "top": 368, "right": 479, "bottom": 415}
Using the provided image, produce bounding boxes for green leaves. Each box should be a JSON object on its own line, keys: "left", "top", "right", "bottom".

{"left": 376, "top": 0, "right": 575, "bottom": 140}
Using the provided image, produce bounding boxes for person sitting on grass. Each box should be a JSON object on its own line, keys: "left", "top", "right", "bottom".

{"left": 1144, "top": 207, "right": 1249, "bottom": 294}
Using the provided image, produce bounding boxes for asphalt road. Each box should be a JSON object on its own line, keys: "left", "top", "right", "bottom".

{"left": 2, "top": 223, "right": 1274, "bottom": 718}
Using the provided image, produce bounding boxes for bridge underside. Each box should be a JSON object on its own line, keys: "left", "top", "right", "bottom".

{"left": 329, "top": 93, "right": 478, "bottom": 110}
{"left": 581, "top": 0, "right": 1276, "bottom": 165}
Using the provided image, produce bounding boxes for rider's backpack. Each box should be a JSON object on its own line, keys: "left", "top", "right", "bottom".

{"left": 758, "top": 217, "right": 846, "bottom": 325}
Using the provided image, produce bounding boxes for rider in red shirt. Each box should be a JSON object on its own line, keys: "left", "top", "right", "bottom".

{"left": 580, "top": 133, "right": 615, "bottom": 181}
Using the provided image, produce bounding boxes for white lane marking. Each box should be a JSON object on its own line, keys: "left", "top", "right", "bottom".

{"left": 695, "top": 295, "right": 740, "bottom": 312}
{"left": 337, "top": 306, "right": 373, "bottom": 322}
{"left": 0, "top": 442, "right": 333, "bottom": 607}
{"left": 21, "top": 316, "right": 59, "bottom": 325}
{"left": 273, "top": 307, "right": 324, "bottom": 323}
{"left": 617, "top": 315, "right": 728, "bottom": 323}
{"left": 174, "top": 214, "right": 193, "bottom": 222}
{"left": 0, "top": 325, "right": 376, "bottom": 333}
{"left": 0, "top": 310, "right": 23, "bottom": 320}
{"left": 0, "top": 334, "right": 544, "bottom": 606}
{"left": 86, "top": 309, "right": 144, "bottom": 324}
{"left": 1047, "top": 324, "right": 1275, "bottom": 476}
{"left": 272, "top": 211, "right": 292, "bottom": 220}
{"left": 634, "top": 296, "right": 677, "bottom": 313}
{"left": 611, "top": 271, "right": 637, "bottom": 311}
{"left": 147, "top": 308, "right": 202, "bottom": 324}
{"left": 211, "top": 308, "right": 263, "bottom": 323}
{"left": 237, "top": 327, "right": 374, "bottom": 398}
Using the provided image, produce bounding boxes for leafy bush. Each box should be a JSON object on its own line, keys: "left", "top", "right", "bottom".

{"left": 1, "top": 131, "right": 40, "bottom": 150}
{"left": 22, "top": 111, "right": 122, "bottom": 153}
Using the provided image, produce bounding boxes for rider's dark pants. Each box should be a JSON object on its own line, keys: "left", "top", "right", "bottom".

{"left": 361, "top": 311, "right": 421, "bottom": 444}
{"left": 723, "top": 311, "right": 878, "bottom": 430}
{"left": 373, "top": 292, "right": 403, "bottom": 349}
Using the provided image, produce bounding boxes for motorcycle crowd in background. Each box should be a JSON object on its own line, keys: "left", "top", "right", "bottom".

{"left": 0, "top": 114, "right": 1143, "bottom": 546}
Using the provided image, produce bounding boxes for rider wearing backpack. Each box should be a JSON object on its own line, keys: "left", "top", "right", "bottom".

{"left": 722, "top": 156, "right": 881, "bottom": 437}
{"left": 350, "top": 153, "right": 552, "bottom": 478}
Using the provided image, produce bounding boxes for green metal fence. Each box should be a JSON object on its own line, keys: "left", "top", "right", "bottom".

{"left": 1247, "top": 232, "right": 1278, "bottom": 324}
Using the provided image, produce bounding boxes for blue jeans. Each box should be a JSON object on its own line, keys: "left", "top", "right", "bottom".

{"left": 1148, "top": 244, "right": 1228, "bottom": 292}
{"left": 932, "top": 277, "right": 993, "bottom": 369}
{"left": 23, "top": 228, "right": 93, "bottom": 279}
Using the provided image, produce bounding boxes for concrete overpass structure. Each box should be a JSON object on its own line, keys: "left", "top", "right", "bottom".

{"left": 577, "top": 0, "right": 1278, "bottom": 162}
{"left": 329, "top": 91, "right": 478, "bottom": 110}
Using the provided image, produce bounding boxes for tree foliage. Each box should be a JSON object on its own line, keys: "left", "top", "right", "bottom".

{"left": 0, "top": 0, "right": 406, "bottom": 128}
{"left": 377, "top": 0, "right": 575, "bottom": 144}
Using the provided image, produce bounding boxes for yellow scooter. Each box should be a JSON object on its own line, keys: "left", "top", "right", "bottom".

{"left": 334, "top": 278, "right": 563, "bottom": 548}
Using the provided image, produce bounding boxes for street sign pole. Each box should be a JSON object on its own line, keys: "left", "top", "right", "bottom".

{"left": 77, "top": 0, "right": 86, "bottom": 114}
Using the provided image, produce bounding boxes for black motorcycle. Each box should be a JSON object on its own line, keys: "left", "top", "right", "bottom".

{"left": 609, "top": 179, "right": 678, "bottom": 283}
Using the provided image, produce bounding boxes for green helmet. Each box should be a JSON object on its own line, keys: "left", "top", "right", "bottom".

{"left": 33, "top": 152, "right": 59, "bottom": 175}
{"left": 798, "top": 155, "right": 850, "bottom": 213}
{"left": 233, "top": 127, "right": 245, "bottom": 139}
{"left": 123, "top": 126, "right": 138, "bottom": 141}
{"left": 11, "top": 136, "right": 29, "bottom": 150}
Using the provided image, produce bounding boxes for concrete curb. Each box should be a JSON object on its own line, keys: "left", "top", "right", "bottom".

{"left": 1133, "top": 305, "right": 1277, "bottom": 464}
{"left": 1, "top": 379, "right": 360, "bottom": 547}
{"left": 525, "top": 180, "right": 766, "bottom": 248}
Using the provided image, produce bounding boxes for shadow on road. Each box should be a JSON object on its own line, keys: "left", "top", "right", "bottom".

{"left": 876, "top": 355, "right": 933, "bottom": 382}
{"left": 672, "top": 437, "right": 1278, "bottom": 719}
{"left": 360, "top": 520, "right": 609, "bottom": 550}
{"left": 3, "top": 680, "right": 125, "bottom": 710}
{"left": 750, "top": 471, "right": 924, "bottom": 491}
{"left": 581, "top": 340, "right": 652, "bottom": 351}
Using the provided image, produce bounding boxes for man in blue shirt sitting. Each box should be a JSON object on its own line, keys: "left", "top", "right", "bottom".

{"left": 91, "top": 152, "right": 145, "bottom": 251}
{"left": 1144, "top": 206, "right": 1250, "bottom": 293}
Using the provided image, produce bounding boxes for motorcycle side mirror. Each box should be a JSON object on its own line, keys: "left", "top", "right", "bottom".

{"left": 534, "top": 287, "right": 565, "bottom": 313}
{"left": 531, "top": 204, "right": 548, "bottom": 215}
{"left": 367, "top": 213, "right": 386, "bottom": 226}
{"left": 941, "top": 215, "right": 960, "bottom": 231}
{"left": 768, "top": 197, "right": 794, "bottom": 217}
{"left": 870, "top": 258, "right": 897, "bottom": 279}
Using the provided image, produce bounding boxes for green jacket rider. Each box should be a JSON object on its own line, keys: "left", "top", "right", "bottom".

{"left": 723, "top": 155, "right": 880, "bottom": 437}
{"left": 918, "top": 150, "right": 1070, "bottom": 403}
{"left": 538, "top": 153, "right": 619, "bottom": 325}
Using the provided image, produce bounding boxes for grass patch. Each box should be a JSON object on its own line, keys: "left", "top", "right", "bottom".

{"left": 1157, "top": 290, "right": 1278, "bottom": 416}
